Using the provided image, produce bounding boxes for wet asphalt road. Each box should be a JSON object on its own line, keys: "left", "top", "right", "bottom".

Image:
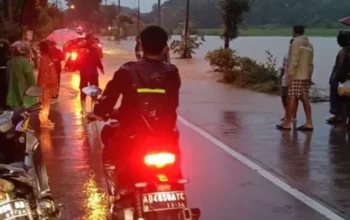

{"left": 35, "top": 41, "right": 350, "bottom": 220}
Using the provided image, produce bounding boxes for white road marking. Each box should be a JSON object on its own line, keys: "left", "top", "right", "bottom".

{"left": 178, "top": 116, "right": 346, "bottom": 220}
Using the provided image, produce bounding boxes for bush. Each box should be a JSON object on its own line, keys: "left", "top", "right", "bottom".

{"left": 205, "top": 48, "right": 280, "bottom": 94}
{"left": 205, "top": 48, "right": 240, "bottom": 72}
{"left": 170, "top": 35, "right": 205, "bottom": 58}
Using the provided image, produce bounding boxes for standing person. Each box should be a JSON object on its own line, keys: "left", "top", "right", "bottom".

{"left": 135, "top": 36, "right": 142, "bottom": 60}
{"left": 0, "top": 39, "right": 11, "bottom": 110}
{"left": 327, "top": 31, "right": 350, "bottom": 125}
{"left": 79, "top": 33, "right": 104, "bottom": 111}
{"left": 280, "top": 38, "right": 298, "bottom": 121}
{"left": 37, "top": 41, "right": 58, "bottom": 129}
{"left": 49, "top": 40, "right": 64, "bottom": 99}
{"left": 6, "top": 41, "right": 37, "bottom": 109}
{"left": 277, "top": 25, "right": 314, "bottom": 131}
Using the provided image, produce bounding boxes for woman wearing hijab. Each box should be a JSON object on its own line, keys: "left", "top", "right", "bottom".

{"left": 6, "top": 41, "right": 37, "bottom": 108}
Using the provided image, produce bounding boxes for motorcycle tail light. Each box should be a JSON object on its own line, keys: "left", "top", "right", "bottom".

{"left": 65, "top": 52, "right": 70, "bottom": 59}
{"left": 144, "top": 152, "right": 175, "bottom": 168}
{"left": 71, "top": 51, "right": 78, "bottom": 61}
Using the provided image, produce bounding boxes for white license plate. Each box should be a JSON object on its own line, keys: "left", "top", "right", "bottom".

{"left": 0, "top": 199, "right": 29, "bottom": 219}
{"left": 142, "top": 191, "right": 187, "bottom": 212}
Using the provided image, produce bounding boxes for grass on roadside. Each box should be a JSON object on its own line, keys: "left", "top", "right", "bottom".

{"left": 199, "top": 28, "right": 340, "bottom": 37}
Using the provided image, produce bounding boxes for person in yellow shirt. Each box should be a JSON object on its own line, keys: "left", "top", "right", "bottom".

{"left": 277, "top": 25, "right": 314, "bottom": 131}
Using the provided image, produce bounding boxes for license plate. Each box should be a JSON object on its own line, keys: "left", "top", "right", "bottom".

{"left": 0, "top": 200, "right": 29, "bottom": 219}
{"left": 142, "top": 191, "right": 187, "bottom": 212}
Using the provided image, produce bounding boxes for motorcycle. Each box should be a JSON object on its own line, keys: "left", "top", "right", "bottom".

{"left": 0, "top": 87, "right": 61, "bottom": 220}
{"left": 83, "top": 86, "right": 201, "bottom": 220}
{"left": 63, "top": 37, "right": 103, "bottom": 72}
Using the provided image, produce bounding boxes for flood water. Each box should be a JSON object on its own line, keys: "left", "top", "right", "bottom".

{"left": 119, "top": 36, "right": 339, "bottom": 88}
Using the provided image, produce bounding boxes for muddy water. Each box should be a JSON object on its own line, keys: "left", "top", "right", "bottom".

{"left": 117, "top": 36, "right": 338, "bottom": 88}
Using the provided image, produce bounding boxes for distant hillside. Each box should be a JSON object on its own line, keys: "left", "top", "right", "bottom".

{"left": 141, "top": 0, "right": 350, "bottom": 29}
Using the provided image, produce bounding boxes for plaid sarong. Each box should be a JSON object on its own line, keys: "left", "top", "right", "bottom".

{"left": 288, "top": 80, "right": 311, "bottom": 97}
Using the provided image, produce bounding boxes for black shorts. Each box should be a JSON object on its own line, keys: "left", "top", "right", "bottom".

{"left": 79, "top": 75, "right": 99, "bottom": 90}
{"left": 281, "top": 86, "right": 288, "bottom": 97}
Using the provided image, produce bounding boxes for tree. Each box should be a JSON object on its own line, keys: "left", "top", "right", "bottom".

{"left": 113, "top": 13, "right": 133, "bottom": 40}
{"left": 65, "top": 0, "right": 101, "bottom": 21}
{"left": 220, "top": 0, "right": 250, "bottom": 48}
{"left": 103, "top": 3, "right": 118, "bottom": 26}
{"left": 170, "top": 21, "right": 205, "bottom": 58}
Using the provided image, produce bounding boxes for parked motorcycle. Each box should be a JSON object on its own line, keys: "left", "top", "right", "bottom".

{"left": 0, "top": 87, "right": 61, "bottom": 220}
{"left": 83, "top": 86, "right": 201, "bottom": 220}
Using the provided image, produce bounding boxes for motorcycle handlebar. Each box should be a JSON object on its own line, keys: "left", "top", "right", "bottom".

{"left": 26, "top": 102, "right": 42, "bottom": 113}
{"left": 86, "top": 109, "right": 119, "bottom": 124}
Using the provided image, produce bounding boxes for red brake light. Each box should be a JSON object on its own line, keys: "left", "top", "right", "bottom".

{"left": 144, "top": 152, "right": 176, "bottom": 168}
{"left": 71, "top": 51, "right": 78, "bottom": 61}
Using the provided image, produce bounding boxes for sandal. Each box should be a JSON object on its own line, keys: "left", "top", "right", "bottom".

{"left": 297, "top": 125, "right": 313, "bottom": 131}
{"left": 326, "top": 117, "right": 342, "bottom": 124}
{"left": 276, "top": 124, "right": 291, "bottom": 130}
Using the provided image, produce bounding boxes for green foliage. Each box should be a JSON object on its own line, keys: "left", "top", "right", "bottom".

{"left": 169, "top": 21, "right": 205, "bottom": 58}
{"left": 112, "top": 13, "right": 134, "bottom": 40}
{"left": 170, "top": 35, "right": 205, "bottom": 58}
{"left": 205, "top": 48, "right": 240, "bottom": 72}
{"left": 205, "top": 48, "right": 280, "bottom": 94}
{"left": 33, "top": 1, "right": 54, "bottom": 39}
{"left": 1, "top": 22, "right": 23, "bottom": 42}
{"left": 220, "top": 0, "right": 250, "bottom": 48}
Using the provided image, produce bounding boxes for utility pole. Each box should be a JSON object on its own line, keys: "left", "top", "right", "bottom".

{"left": 118, "top": 0, "right": 121, "bottom": 14}
{"left": 183, "top": 0, "right": 190, "bottom": 58}
{"left": 8, "top": 0, "right": 12, "bottom": 22}
{"left": 158, "top": 0, "right": 161, "bottom": 26}
{"left": 137, "top": 0, "right": 140, "bottom": 35}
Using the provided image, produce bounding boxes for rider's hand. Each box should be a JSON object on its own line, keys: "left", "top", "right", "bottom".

{"left": 87, "top": 112, "right": 103, "bottom": 122}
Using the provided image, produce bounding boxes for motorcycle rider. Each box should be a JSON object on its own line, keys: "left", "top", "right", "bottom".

{"left": 90, "top": 26, "right": 181, "bottom": 208}
{"left": 79, "top": 33, "right": 104, "bottom": 112}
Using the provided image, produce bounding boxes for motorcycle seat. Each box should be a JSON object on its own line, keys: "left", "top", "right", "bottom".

{"left": 8, "top": 162, "right": 29, "bottom": 171}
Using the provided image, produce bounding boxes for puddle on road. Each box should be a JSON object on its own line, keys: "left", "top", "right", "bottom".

{"left": 82, "top": 175, "right": 108, "bottom": 220}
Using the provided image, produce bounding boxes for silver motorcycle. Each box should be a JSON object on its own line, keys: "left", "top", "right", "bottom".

{"left": 0, "top": 87, "right": 61, "bottom": 220}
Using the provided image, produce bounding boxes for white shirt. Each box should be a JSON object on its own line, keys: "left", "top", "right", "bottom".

{"left": 281, "top": 54, "right": 289, "bottom": 87}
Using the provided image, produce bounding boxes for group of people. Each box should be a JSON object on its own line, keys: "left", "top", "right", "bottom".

{"left": 0, "top": 38, "right": 64, "bottom": 129}
{"left": 278, "top": 25, "right": 350, "bottom": 131}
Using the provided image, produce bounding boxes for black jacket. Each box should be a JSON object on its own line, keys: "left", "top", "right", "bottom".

{"left": 94, "top": 58, "right": 181, "bottom": 134}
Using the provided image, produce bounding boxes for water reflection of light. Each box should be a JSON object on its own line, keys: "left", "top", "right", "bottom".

{"left": 70, "top": 72, "right": 84, "bottom": 124}
{"left": 71, "top": 73, "right": 80, "bottom": 91}
{"left": 83, "top": 175, "right": 107, "bottom": 220}
{"left": 39, "top": 129, "right": 54, "bottom": 160}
